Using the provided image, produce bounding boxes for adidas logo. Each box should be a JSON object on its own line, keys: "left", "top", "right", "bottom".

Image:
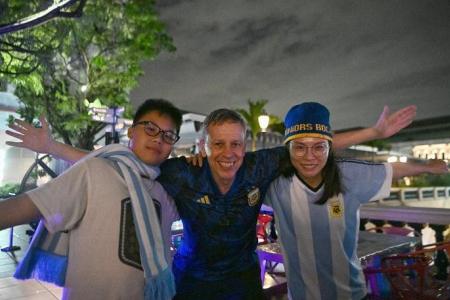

{"left": 195, "top": 195, "right": 210, "bottom": 205}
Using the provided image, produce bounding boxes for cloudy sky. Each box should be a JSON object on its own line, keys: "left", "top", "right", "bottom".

{"left": 130, "top": 0, "right": 450, "bottom": 130}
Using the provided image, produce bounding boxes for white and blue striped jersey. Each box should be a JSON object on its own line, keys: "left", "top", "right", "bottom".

{"left": 265, "top": 159, "right": 393, "bottom": 300}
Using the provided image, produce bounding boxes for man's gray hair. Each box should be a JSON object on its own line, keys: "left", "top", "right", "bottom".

{"left": 201, "top": 108, "right": 247, "bottom": 138}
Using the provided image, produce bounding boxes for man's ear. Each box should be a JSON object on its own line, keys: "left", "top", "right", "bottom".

{"left": 198, "top": 138, "right": 206, "bottom": 153}
{"left": 127, "top": 127, "right": 134, "bottom": 139}
{"left": 198, "top": 138, "right": 209, "bottom": 157}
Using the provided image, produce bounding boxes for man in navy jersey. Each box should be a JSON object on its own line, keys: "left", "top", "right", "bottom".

{"left": 159, "top": 109, "right": 285, "bottom": 299}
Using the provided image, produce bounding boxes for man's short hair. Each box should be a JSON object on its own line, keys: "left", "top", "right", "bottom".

{"left": 202, "top": 108, "right": 247, "bottom": 138}
{"left": 133, "top": 99, "right": 182, "bottom": 133}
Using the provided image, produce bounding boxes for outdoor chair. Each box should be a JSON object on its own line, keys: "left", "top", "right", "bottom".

{"left": 256, "top": 213, "right": 273, "bottom": 244}
{"left": 256, "top": 242, "right": 284, "bottom": 284}
{"left": 364, "top": 241, "right": 450, "bottom": 299}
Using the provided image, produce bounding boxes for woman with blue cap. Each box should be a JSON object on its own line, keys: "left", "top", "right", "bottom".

{"left": 265, "top": 102, "right": 448, "bottom": 300}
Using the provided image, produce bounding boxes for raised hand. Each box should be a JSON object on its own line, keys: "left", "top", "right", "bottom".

{"left": 373, "top": 105, "right": 417, "bottom": 139}
{"left": 425, "top": 159, "right": 449, "bottom": 175}
{"left": 5, "top": 115, "right": 54, "bottom": 154}
{"left": 392, "top": 159, "right": 448, "bottom": 179}
{"left": 185, "top": 150, "right": 206, "bottom": 167}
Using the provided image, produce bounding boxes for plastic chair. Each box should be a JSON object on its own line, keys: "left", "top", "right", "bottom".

{"left": 257, "top": 214, "right": 273, "bottom": 244}
{"left": 364, "top": 241, "right": 450, "bottom": 299}
{"left": 411, "top": 240, "right": 450, "bottom": 255}
{"left": 410, "top": 241, "right": 450, "bottom": 281}
{"left": 383, "top": 255, "right": 438, "bottom": 299}
{"left": 256, "top": 242, "right": 284, "bottom": 284}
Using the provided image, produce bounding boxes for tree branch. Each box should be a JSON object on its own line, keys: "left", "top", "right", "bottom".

{"left": 57, "top": 0, "right": 87, "bottom": 18}
{"left": 0, "top": 40, "right": 40, "bottom": 54}
{"left": 0, "top": 0, "right": 86, "bottom": 35}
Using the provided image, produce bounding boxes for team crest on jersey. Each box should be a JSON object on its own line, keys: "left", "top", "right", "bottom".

{"left": 247, "top": 187, "right": 260, "bottom": 206}
{"left": 328, "top": 198, "right": 344, "bottom": 218}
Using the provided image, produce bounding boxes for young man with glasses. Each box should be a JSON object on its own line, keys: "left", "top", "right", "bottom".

{"left": 5, "top": 102, "right": 418, "bottom": 299}
{"left": 0, "top": 99, "right": 181, "bottom": 300}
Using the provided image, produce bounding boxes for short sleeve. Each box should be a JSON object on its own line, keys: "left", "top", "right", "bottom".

{"left": 26, "top": 160, "right": 90, "bottom": 233}
{"left": 263, "top": 183, "right": 276, "bottom": 207}
{"left": 150, "top": 181, "right": 179, "bottom": 223}
{"left": 250, "top": 146, "right": 289, "bottom": 189}
{"left": 340, "top": 160, "right": 393, "bottom": 204}
{"left": 158, "top": 156, "right": 190, "bottom": 198}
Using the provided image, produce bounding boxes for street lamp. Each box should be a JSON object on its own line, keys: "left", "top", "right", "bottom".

{"left": 258, "top": 111, "right": 269, "bottom": 149}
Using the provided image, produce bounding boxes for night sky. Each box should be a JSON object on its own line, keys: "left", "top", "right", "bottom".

{"left": 130, "top": 0, "right": 450, "bottom": 130}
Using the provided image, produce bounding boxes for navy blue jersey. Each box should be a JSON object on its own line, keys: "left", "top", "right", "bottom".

{"left": 158, "top": 147, "right": 286, "bottom": 281}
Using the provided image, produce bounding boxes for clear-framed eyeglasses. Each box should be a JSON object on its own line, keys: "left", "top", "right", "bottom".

{"left": 289, "top": 142, "right": 330, "bottom": 157}
{"left": 132, "top": 120, "right": 180, "bottom": 145}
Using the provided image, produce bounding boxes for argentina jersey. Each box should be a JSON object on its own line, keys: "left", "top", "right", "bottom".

{"left": 158, "top": 147, "right": 287, "bottom": 281}
{"left": 265, "top": 159, "right": 392, "bottom": 300}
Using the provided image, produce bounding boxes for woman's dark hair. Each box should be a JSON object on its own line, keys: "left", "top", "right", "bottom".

{"left": 279, "top": 141, "right": 342, "bottom": 205}
{"left": 133, "top": 98, "right": 183, "bottom": 133}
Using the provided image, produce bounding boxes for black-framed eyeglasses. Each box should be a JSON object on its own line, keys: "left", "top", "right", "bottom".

{"left": 133, "top": 120, "right": 180, "bottom": 145}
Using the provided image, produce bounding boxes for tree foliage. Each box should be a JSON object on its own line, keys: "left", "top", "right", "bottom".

{"left": 0, "top": 183, "right": 20, "bottom": 198}
{"left": 362, "top": 140, "right": 392, "bottom": 151}
{"left": 394, "top": 173, "right": 450, "bottom": 188}
{"left": 235, "top": 99, "right": 281, "bottom": 151}
{"left": 1, "top": 0, "right": 175, "bottom": 149}
{"left": 0, "top": 1, "right": 85, "bottom": 76}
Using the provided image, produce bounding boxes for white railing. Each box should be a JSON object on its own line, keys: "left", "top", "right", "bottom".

{"left": 379, "top": 187, "right": 450, "bottom": 206}
{"left": 362, "top": 186, "right": 450, "bottom": 224}
{"left": 360, "top": 204, "right": 450, "bottom": 225}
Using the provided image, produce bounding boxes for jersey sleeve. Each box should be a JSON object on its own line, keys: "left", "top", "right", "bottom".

{"left": 263, "top": 174, "right": 281, "bottom": 207}
{"left": 162, "top": 192, "right": 180, "bottom": 223}
{"left": 263, "top": 188, "right": 274, "bottom": 207}
{"left": 158, "top": 156, "right": 190, "bottom": 198}
{"left": 251, "top": 146, "right": 288, "bottom": 186}
{"left": 340, "top": 160, "right": 393, "bottom": 204}
{"left": 26, "top": 160, "right": 90, "bottom": 233}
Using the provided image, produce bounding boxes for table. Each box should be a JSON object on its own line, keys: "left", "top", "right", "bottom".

{"left": 256, "top": 231, "right": 421, "bottom": 286}
{"left": 357, "top": 231, "right": 420, "bottom": 262}
{"left": 257, "top": 231, "right": 420, "bottom": 261}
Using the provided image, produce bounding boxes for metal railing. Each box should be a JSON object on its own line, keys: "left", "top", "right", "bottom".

{"left": 360, "top": 204, "right": 450, "bottom": 225}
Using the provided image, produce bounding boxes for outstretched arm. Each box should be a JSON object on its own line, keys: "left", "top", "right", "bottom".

{"left": 6, "top": 115, "right": 88, "bottom": 163}
{"left": 0, "top": 194, "right": 42, "bottom": 230}
{"left": 392, "top": 159, "right": 448, "bottom": 179}
{"left": 333, "top": 105, "right": 417, "bottom": 149}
